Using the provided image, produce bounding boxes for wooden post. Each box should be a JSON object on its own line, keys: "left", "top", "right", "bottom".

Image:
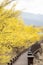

{"left": 28, "top": 49, "right": 34, "bottom": 65}
{"left": 10, "top": 60, "right": 13, "bottom": 65}
{"left": 7, "top": 63, "right": 10, "bottom": 65}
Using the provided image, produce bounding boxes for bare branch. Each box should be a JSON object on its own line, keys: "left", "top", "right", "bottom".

{"left": 1, "top": 0, "right": 15, "bottom": 7}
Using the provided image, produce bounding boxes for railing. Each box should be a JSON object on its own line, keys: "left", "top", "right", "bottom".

{"left": 7, "top": 41, "right": 42, "bottom": 65}
{"left": 28, "top": 41, "right": 42, "bottom": 65}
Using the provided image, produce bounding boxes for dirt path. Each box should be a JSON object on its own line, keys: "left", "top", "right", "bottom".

{"left": 13, "top": 51, "right": 28, "bottom": 65}
{"left": 13, "top": 43, "right": 43, "bottom": 65}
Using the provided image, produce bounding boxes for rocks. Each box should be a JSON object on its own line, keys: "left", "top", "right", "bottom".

{"left": 33, "top": 43, "right": 43, "bottom": 65}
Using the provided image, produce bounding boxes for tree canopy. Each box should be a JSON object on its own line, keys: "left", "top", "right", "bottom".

{"left": 0, "top": 0, "right": 43, "bottom": 64}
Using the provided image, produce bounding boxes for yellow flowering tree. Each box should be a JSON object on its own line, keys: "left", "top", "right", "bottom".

{"left": 0, "top": 0, "right": 43, "bottom": 64}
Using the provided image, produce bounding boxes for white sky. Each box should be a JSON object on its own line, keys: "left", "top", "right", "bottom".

{"left": 0, "top": 0, "right": 43, "bottom": 14}
{"left": 16, "top": 0, "right": 43, "bottom": 14}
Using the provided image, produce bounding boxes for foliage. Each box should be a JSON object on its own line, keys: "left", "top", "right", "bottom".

{"left": 0, "top": 0, "right": 43, "bottom": 64}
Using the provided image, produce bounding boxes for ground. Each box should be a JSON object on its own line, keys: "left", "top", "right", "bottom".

{"left": 13, "top": 51, "right": 28, "bottom": 65}
{"left": 13, "top": 43, "right": 43, "bottom": 65}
